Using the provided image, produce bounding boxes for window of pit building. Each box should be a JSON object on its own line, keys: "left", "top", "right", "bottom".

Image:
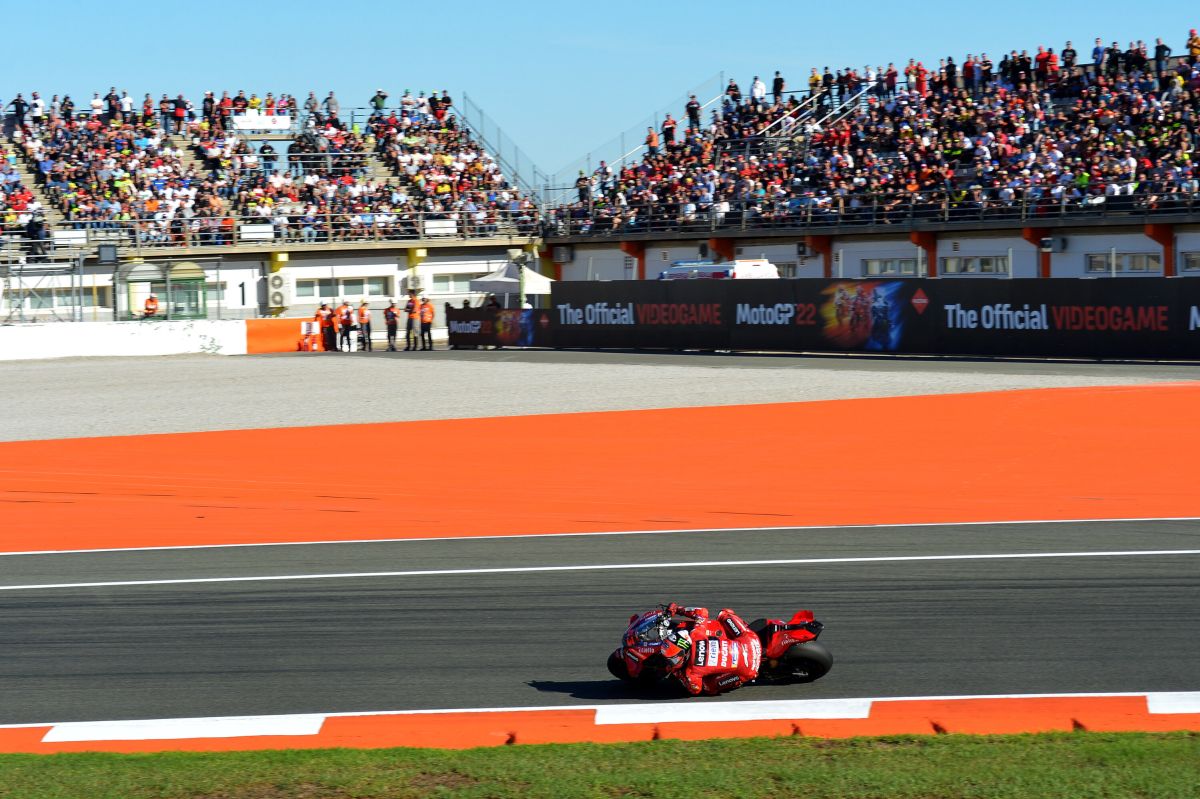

{"left": 55, "top": 288, "right": 109, "bottom": 307}
{"left": 340, "top": 278, "right": 390, "bottom": 296}
{"left": 1182, "top": 253, "right": 1200, "bottom": 272}
{"left": 775, "top": 261, "right": 798, "bottom": 278}
{"left": 941, "top": 255, "right": 1010, "bottom": 275}
{"left": 295, "top": 279, "right": 335, "bottom": 299}
{"left": 431, "top": 273, "right": 485, "bottom": 294}
{"left": 1085, "top": 253, "right": 1162, "bottom": 273}
{"left": 863, "top": 258, "right": 918, "bottom": 276}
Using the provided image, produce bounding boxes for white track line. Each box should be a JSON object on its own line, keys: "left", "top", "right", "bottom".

{"left": 3, "top": 516, "right": 1200, "bottom": 558}
{"left": 1, "top": 549, "right": 1197, "bottom": 592}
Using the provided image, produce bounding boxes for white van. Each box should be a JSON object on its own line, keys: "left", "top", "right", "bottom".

{"left": 658, "top": 259, "right": 780, "bottom": 280}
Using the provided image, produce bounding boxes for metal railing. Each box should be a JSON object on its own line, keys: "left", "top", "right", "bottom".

{"left": 544, "top": 190, "right": 1200, "bottom": 239}
{"left": 47, "top": 209, "right": 541, "bottom": 253}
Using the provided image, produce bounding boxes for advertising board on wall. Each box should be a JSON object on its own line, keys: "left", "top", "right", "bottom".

{"left": 449, "top": 280, "right": 1200, "bottom": 359}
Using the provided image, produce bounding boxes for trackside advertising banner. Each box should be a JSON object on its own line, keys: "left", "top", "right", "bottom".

{"left": 447, "top": 308, "right": 556, "bottom": 348}
{"left": 541, "top": 280, "right": 1200, "bottom": 359}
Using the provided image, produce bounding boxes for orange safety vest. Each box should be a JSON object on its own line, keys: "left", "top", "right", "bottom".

{"left": 406, "top": 297, "right": 420, "bottom": 319}
{"left": 337, "top": 306, "right": 354, "bottom": 327}
{"left": 315, "top": 308, "right": 333, "bottom": 328}
{"left": 420, "top": 302, "right": 434, "bottom": 324}
{"left": 144, "top": 298, "right": 159, "bottom": 315}
{"left": 358, "top": 307, "right": 371, "bottom": 324}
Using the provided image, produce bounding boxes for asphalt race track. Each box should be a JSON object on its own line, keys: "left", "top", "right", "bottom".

{"left": 1, "top": 519, "right": 1197, "bottom": 725}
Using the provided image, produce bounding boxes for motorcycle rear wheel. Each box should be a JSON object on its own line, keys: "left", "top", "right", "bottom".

{"left": 779, "top": 640, "right": 833, "bottom": 683}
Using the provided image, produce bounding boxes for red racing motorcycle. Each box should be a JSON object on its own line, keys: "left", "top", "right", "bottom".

{"left": 607, "top": 604, "right": 833, "bottom": 695}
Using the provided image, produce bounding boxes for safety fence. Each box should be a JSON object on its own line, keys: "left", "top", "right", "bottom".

{"left": 544, "top": 192, "right": 1200, "bottom": 239}
{"left": 450, "top": 278, "right": 1200, "bottom": 359}
{"left": 39, "top": 209, "right": 540, "bottom": 252}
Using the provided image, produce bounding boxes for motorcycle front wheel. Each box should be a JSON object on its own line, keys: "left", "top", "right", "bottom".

{"left": 607, "top": 650, "right": 632, "bottom": 681}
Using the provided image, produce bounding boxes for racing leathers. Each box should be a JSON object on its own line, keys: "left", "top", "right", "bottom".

{"left": 665, "top": 604, "right": 762, "bottom": 695}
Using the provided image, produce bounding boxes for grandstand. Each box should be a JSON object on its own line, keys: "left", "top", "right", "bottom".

{"left": 547, "top": 37, "right": 1200, "bottom": 237}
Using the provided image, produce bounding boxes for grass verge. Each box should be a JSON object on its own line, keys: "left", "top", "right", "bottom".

{"left": 0, "top": 732, "right": 1196, "bottom": 799}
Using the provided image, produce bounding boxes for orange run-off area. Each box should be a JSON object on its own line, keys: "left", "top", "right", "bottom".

{"left": 2, "top": 382, "right": 1198, "bottom": 553}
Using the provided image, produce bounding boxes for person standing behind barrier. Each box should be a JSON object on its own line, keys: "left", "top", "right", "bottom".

{"left": 404, "top": 290, "right": 420, "bottom": 351}
{"left": 358, "top": 302, "right": 373, "bottom": 352}
{"left": 336, "top": 300, "right": 354, "bottom": 351}
{"left": 315, "top": 303, "right": 336, "bottom": 351}
{"left": 419, "top": 297, "right": 435, "bottom": 351}
{"left": 384, "top": 301, "right": 400, "bottom": 351}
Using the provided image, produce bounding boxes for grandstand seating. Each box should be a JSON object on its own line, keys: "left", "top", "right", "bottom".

{"left": 548, "top": 36, "right": 1200, "bottom": 236}
{"left": 3, "top": 91, "right": 537, "bottom": 249}
{"left": 4, "top": 32, "right": 1200, "bottom": 250}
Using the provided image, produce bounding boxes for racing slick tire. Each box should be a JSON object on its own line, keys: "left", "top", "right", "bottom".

{"left": 607, "top": 649, "right": 631, "bottom": 681}
{"left": 782, "top": 640, "right": 833, "bottom": 683}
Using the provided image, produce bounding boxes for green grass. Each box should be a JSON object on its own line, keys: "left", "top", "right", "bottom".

{"left": 1, "top": 733, "right": 1196, "bottom": 799}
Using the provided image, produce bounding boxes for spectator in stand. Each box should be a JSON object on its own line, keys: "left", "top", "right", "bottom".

{"left": 370, "top": 89, "right": 388, "bottom": 114}
{"left": 725, "top": 78, "right": 740, "bottom": 104}
{"left": 7, "top": 94, "right": 28, "bottom": 128}
{"left": 645, "top": 126, "right": 659, "bottom": 156}
{"left": 1154, "top": 38, "right": 1173, "bottom": 76}
{"left": 749, "top": 75, "right": 766, "bottom": 108}
{"left": 29, "top": 93, "right": 45, "bottom": 127}
{"left": 686, "top": 94, "right": 701, "bottom": 128}
{"left": 202, "top": 91, "right": 215, "bottom": 126}
{"left": 1188, "top": 29, "right": 1200, "bottom": 62}
{"left": 323, "top": 92, "right": 339, "bottom": 120}
{"left": 772, "top": 71, "right": 786, "bottom": 105}
{"left": 661, "top": 113, "right": 677, "bottom": 145}
{"left": 1062, "top": 41, "right": 1077, "bottom": 73}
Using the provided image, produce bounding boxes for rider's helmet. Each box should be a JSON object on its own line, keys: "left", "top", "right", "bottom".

{"left": 661, "top": 627, "right": 692, "bottom": 666}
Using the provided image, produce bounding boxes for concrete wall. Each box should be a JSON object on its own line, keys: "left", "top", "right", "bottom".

{"left": 562, "top": 246, "right": 631, "bottom": 281}
{"left": 0, "top": 320, "right": 248, "bottom": 361}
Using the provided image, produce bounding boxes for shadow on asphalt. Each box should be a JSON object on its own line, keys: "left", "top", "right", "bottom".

{"left": 526, "top": 679, "right": 686, "bottom": 701}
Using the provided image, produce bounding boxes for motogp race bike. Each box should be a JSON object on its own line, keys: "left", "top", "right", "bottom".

{"left": 607, "top": 604, "right": 833, "bottom": 695}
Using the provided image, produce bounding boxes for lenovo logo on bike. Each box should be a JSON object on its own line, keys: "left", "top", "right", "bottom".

{"left": 556, "top": 302, "right": 635, "bottom": 325}
{"left": 693, "top": 639, "right": 706, "bottom": 665}
{"left": 716, "top": 674, "right": 741, "bottom": 689}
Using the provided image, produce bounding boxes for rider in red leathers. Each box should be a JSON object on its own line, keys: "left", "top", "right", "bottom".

{"left": 664, "top": 603, "right": 762, "bottom": 695}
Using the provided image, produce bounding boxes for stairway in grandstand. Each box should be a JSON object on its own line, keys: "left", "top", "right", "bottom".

{"left": 6, "top": 151, "right": 66, "bottom": 228}
{"left": 168, "top": 134, "right": 210, "bottom": 177}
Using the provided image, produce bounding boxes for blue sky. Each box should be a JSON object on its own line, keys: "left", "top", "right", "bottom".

{"left": 5, "top": 2, "right": 1196, "bottom": 182}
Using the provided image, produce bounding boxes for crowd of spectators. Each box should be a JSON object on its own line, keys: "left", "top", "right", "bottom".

{"left": 2, "top": 86, "right": 538, "bottom": 246}
{"left": 551, "top": 29, "right": 1200, "bottom": 235}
